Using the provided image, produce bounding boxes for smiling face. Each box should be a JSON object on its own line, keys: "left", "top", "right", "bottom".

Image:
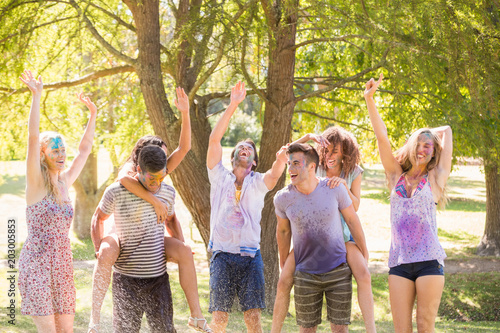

{"left": 232, "top": 142, "right": 256, "bottom": 169}
{"left": 43, "top": 137, "right": 66, "bottom": 171}
{"left": 415, "top": 133, "right": 435, "bottom": 166}
{"left": 325, "top": 142, "right": 343, "bottom": 170}
{"left": 288, "top": 152, "right": 312, "bottom": 186}
{"left": 137, "top": 167, "right": 167, "bottom": 193}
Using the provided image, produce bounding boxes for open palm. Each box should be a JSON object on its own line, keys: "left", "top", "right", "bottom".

{"left": 20, "top": 70, "right": 43, "bottom": 95}
{"left": 230, "top": 81, "right": 246, "bottom": 105}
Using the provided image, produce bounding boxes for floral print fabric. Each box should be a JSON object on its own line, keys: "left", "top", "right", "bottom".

{"left": 19, "top": 195, "right": 75, "bottom": 315}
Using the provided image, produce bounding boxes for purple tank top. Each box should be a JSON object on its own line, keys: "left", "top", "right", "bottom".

{"left": 388, "top": 174, "right": 446, "bottom": 268}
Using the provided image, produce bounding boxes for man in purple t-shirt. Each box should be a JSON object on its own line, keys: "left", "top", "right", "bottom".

{"left": 274, "top": 143, "right": 368, "bottom": 332}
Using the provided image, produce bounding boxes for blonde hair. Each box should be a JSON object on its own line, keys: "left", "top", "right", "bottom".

{"left": 39, "top": 131, "right": 65, "bottom": 203}
{"left": 394, "top": 128, "right": 448, "bottom": 208}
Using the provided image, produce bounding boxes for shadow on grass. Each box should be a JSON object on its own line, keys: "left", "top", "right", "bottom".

{"left": 447, "top": 176, "right": 485, "bottom": 190}
{"left": 447, "top": 197, "right": 486, "bottom": 212}
{"left": 439, "top": 228, "right": 480, "bottom": 258}
{"left": 440, "top": 272, "right": 500, "bottom": 322}
{"left": 0, "top": 174, "right": 25, "bottom": 197}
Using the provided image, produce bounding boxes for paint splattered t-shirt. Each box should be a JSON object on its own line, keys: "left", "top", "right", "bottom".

{"left": 389, "top": 174, "right": 446, "bottom": 268}
{"left": 274, "top": 178, "right": 352, "bottom": 274}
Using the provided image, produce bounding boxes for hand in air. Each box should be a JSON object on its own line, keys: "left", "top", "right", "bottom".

{"left": 276, "top": 144, "right": 290, "bottom": 164}
{"left": 20, "top": 70, "right": 43, "bottom": 96}
{"left": 230, "top": 81, "right": 246, "bottom": 105}
{"left": 364, "top": 73, "right": 383, "bottom": 99}
{"left": 174, "top": 87, "right": 189, "bottom": 115}
{"left": 309, "top": 134, "right": 329, "bottom": 148}
{"left": 77, "top": 93, "right": 97, "bottom": 117}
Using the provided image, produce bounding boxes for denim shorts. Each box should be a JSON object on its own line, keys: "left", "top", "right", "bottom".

{"left": 389, "top": 260, "right": 444, "bottom": 282}
{"left": 209, "top": 250, "right": 265, "bottom": 313}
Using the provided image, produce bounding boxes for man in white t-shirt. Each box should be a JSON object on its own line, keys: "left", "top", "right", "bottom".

{"left": 206, "top": 81, "right": 288, "bottom": 333}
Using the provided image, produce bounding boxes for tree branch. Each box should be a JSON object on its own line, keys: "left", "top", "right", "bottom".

{"left": 0, "top": 65, "right": 135, "bottom": 94}
{"left": 189, "top": 0, "right": 257, "bottom": 100}
{"left": 82, "top": 0, "right": 136, "bottom": 32}
{"left": 260, "top": 0, "right": 278, "bottom": 28}
{"left": 240, "top": 2, "right": 271, "bottom": 106}
{"left": 294, "top": 48, "right": 389, "bottom": 103}
{"left": 290, "top": 35, "right": 372, "bottom": 51}
{"left": 294, "top": 110, "right": 373, "bottom": 132}
{"left": 0, "top": 16, "right": 77, "bottom": 44}
{"left": 68, "top": 0, "right": 136, "bottom": 65}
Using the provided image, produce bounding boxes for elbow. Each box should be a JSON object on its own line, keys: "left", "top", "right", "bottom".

{"left": 179, "top": 142, "right": 191, "bottom": 155}
{"left": 79, "top": 146, "right": 92, "bottom": 159}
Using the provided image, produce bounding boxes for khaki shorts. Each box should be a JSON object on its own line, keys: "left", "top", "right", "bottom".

{"left": 293, "top": 263, "right": 352, "bottom": 328}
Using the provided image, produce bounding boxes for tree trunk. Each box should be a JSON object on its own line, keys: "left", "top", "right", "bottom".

{"left": 258, "top": 0, "right": 299, "bottom": 312}
{"left": 477, "top": 159, "right": 500, "bottom": 256}
{"left": 73, "top": 150, "right": 99, "bottom": 238}
{"left": 124, "top": 0, "right": 213, "bottom": 244}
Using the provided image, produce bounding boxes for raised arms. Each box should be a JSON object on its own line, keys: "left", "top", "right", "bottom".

{"left": 207, "top": 81, "right": 246, "bottom": 169}
{"left": 432, "top": 125, "right": 453, "bottom": 190}
{"left": 62, "top": 93, "right": 98, "bottom": 187}
{"left": 263, "top": 145, "right": 288, "bottom": 190}
{"left": 165, "top": 87, "right": 191, "bottom": 173}
{"left": 20, "top": 70, "right": 44, "bottom": 196}
{"left": 364, "top": 74, "right": 402, "bottom": 188}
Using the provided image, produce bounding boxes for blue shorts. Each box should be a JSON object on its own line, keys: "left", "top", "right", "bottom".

{"left": 389, "top": 260, "right": 444, "bottom": 282}
{"left": 209, "top": 250, "right": 265, "bottom": 313}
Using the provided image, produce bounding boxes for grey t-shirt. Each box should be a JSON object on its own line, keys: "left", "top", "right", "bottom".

{"left": 274, "top": 178, "right": 352, "bottom": 274}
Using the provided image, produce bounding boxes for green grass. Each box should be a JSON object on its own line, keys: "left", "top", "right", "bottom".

{"left": 1, "top": 161, "right": 497, "bottom": 332}
{"left": 438, "top": 228, "right": 481, "bottom": 258}
{"left": 0, "top": 174, "right": 26, "bottom": 197}
{"left": 71, "top": 236, "right": 97, "bottom": 261}
{"left": 2, "top": 269, "right": 499, "bottom": 332}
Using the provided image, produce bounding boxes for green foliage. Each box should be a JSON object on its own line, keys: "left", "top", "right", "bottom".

{"left": 208, "top": 109, "right": 262, "bottom": 147}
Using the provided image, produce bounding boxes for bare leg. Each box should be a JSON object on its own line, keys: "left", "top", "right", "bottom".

{"left": 346, "top": 242, "right": 376, "bottom": 333}
{"left": 271, "top": 250, "right": 295, "bottom": 333}
{"left": 415, "top": 275, "right": 444, "bottom": 333}
{"left": 244, "top": 308, "right": 262, "bottom": 333}
{"left": 211, "top": 311, "right": 229, "bottom": 333}
{"left": 164, "top": 236, "right": 210, "bottom": 330}
{"left": 32, "top": 315, "right": 57, "bottom": 333}
{"left": 329, "top": 323, "right": 348, "bottom": 333}
{"left": 389, "top": 275, "right": 416, "bottom": 333}
{"left": 89, "top": 234, "right": 120, "bottom": 327}
{"left": 299, "top": 326, "right": 317, "bottom": 333}
{"left": 54, "top": 313, "right": 74, "bottom": 333}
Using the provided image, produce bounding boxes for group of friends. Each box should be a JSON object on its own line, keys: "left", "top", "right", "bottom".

{"left": 18, "top": 70, "right": 453, "bottom": 333}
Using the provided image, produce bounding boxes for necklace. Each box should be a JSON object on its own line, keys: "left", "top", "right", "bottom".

{"left": 235, "top": 185, "right": 242, "bottom": 203}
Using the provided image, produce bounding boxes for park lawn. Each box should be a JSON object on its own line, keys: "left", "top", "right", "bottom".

{"left": 1, "top": 268, "right": 499, "bottom": 332}
{"left": 1, "top": 160, "right": 499, "bottom": 331}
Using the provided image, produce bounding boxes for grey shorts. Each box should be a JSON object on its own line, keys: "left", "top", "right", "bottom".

{"left": 293, "top": 263, "right": 352, "bottom": 328}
